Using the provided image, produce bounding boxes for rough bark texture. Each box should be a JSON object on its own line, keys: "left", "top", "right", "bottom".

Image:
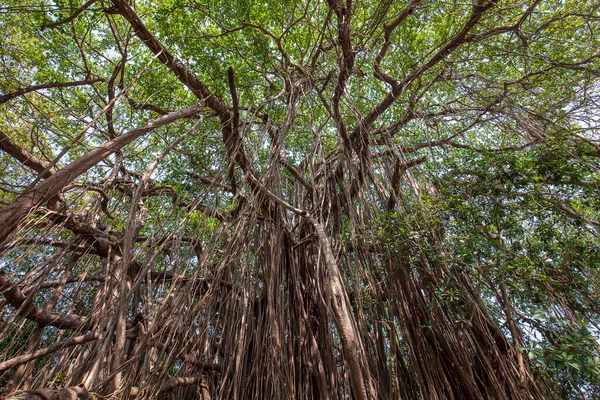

{"left": 0, "top": 105, "right": 202, "bottom": 247}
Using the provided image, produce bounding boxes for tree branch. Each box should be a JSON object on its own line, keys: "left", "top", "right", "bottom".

{"left": 0, "top": 104, "right": 203, "bottom": 247}
{"left": 0, "top": 271, "right": 90, "bottom": 330}
{"left": 0, "top": 132, "right": 54, "bottom": 178}
{"left": 354, "top": 0, "right": 496, "bottom": 139}
{"left": 0, "top": 79, "right": 102, "bottom": 104}
{"left": 0, "top": 333, "right": 99, "bottom": 373}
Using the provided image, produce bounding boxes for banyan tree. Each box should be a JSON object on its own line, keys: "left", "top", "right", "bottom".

{"left": 1, "top": 0, "right": 599, "bottom": 398}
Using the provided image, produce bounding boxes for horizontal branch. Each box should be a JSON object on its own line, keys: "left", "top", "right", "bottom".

{"left": 16, "top": 270, "right": 234, "bottom": 295}
{"left": 399, "top": 138, "right": 540, "bottom": 154}
{"left": 0, "top": 333, "right": 99, "bottom": 372}
{"left": 152, "top": 342, "right": 223, "bottom": 373}
{"left": 133, "top": 376, "right": 207, "bottom": 397}
{"left": 0, "top": 78, "right": 102, "bottom": 104}
{"left": 187, "top": 172, "right": 234, "bottom": 192}
{"left": 4, "top": 376, "right": 204, "bottom": 399}
{"left": 0, "top": 271, "right": 90, "bottom": 330}
{"left": 4, "top": 386, "right": 90, "bottom": 400}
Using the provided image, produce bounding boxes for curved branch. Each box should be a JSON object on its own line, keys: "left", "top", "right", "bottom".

{"left": 40, "top": 0, "right": 99, "bottom": 31}
{"left": 62, "top": 184, "right": 114, "bottom": 219}
{"left": 0, "top": 79, "right": 102, "bottom": 105}
{"left": 0, "top": 333, "right": 99, "bottom": 373}
{"left": 4, "top": 377, "right": 205, "bottom": 399}
{"left": 0, "top": 271, "right": 90, "bottom": 330}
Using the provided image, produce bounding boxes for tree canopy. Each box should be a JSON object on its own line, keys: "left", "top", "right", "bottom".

{"left": 0, "top": 0, "right": 599, "bottom": 399}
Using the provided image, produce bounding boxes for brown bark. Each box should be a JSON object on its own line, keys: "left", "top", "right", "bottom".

{"left": 0, "top": 79, "right": 101, "bottom": 105}
{"left": 0, "top": 132, "right": 54, "bottom": 178}
{"left": 0, "top": 104, "right": 202, "bottom": 248}
{"left": 0, "top": 271, "right": 90, "bottom": 330}
{"left": 352, "top": 0, "right": 496, "bottom": 141}
{"left": 245, "top": 173, "right": 374, "bottom": 400}
{"left": 111, "top": 0, "right": 254, "bottom": 178}
{"left": 4, "top": 387, "right": 90, "bottom": 400}
{"left": 0, "top": 333, "right": 99, "bottom": 373}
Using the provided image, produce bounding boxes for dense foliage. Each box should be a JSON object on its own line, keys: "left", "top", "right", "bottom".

{"left": 0, "top": 0, "right": 599, "bottom": 399}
